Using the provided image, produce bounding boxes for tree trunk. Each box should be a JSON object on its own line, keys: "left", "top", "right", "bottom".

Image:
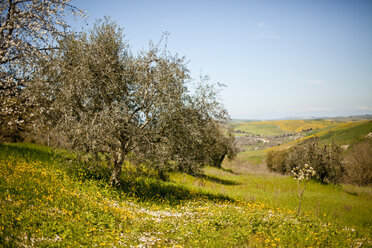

{"left": 110, "top": 149, "right": 124, "bottom": 186}
{"left": 297, "top": 181, "right": 302, "bottom": 215}
{"left": 158, "top": 169, "right": 168, "bottom": 181}
{"left": 297, "top": 197, "right": 302, "bottom": 215}
{"left": 47, "top": 126, "right": 50, "bottom": 147}
{"left": 213, "top": 153, "right": 226, "bottom": 168}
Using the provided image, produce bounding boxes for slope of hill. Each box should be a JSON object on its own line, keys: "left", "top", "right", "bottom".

{"left": 228, "top": 121, "right": 287, "bottom": 136}
{"left": 259, "top": 120, "right": 342, "bottom": 133}
{"left": 228, "top": 119, "right": 344, "bottom": 136}
{"left": 1, "top": 143, "right": 371, "bottom": 247}
{"left": 318, "top": 120, "right": 372, "bottom": 145}
{"left": 276, "top": 120, "right": 372, "bottom": 149}
{"left": 229, "top": 120, "right": 372, "bottom": 167}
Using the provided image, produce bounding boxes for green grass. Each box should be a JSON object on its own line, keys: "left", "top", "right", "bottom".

{"left": 1, "top": 143, "right": 371, "bottom": 247}
{"left": 318, "top": 120, "right": 372, "bottom": 145}
{"left": 304, "top": 122, "right": 346, "bottom": 137}
{"left": 269, "top": 120, "right": 372, "bottom": 151}
{"left": 171, "top": 166, "right": 372, "bottom": 229}
{"left": 238, "top": 149, "right": 267, "bottom": 165}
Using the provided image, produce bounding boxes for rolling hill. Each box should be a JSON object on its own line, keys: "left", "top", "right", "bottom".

{"left": 229, "top": 120, "right": 372, "bottom": 165}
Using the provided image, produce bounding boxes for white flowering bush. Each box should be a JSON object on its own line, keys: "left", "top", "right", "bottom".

{"left": 291, "top": 163, "right": 316, "bottom": 215}
{"left": 0, "top": 0, "right": 84, "bottom": 140}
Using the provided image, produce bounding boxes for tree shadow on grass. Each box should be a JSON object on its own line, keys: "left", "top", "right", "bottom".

{"left": 0, "top": 143, "right": 234, "bottom": 205}
{"left": 344, "top": 189, "right": 358, "bottom": 197}
{"left": 220, "top": 166, "right": 240, "bottom": 175}
{"left": 118, "top": 176, "right": 234, "bottom": 205}
{"left": 196, "top": 174, "right": 240, "bottom": 186}
{"left": 0, "top": 143, "right": 61, "bottom": 164}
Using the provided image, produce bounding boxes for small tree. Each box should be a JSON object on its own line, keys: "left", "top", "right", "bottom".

{"left": 266, "top": 149, "right": 289, "bottom": 173}
{"left": 33, "top": 19, "right": 235, "bottom": 185}
{"left": 267, "top": 138, "right": 344, "bottom": 184}
{"left": 291, "top": 163, "right": 316, "bottom": 215}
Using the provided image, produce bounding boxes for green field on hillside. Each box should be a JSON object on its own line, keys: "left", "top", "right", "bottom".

{"left": 228, "top": 119, "right": 345, "bottom": 136}
{"left": 1, "top": 143, "right": 371, "bottom": 247}
{"left": 318, "top": 120, "right": 372, "bottom": 145}
{"left": 232, "top": 120, "right": 372, "bottom": 166}
{"left": 229, "top": 122, "right": 287, "bottom": 136}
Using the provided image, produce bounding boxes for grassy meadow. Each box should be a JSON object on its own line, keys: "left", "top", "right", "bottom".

{"left": 228, "top": 122, "right": 287, "bottom": 136}
{"left": 1, "top": 140, "right": 372, "bottom": 247}
{"left": 170, "top": 166, "right": 372, "bottom": 229}
{"left": 1, "top": 119, "right": 372, "bottom": 247}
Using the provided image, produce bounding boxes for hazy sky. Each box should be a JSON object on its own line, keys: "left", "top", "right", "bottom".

{"left": 70, "top": 0, "right": 372, "bottom": 119}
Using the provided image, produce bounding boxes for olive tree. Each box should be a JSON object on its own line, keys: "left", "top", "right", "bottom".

{"left": 0, "top": 0, "right": 83, "bottom": 140}
{"left": 33, "top": 19, "right": 235, "bottom": 185}
{"left": 267, "top": 138, "right": 344, "bottom": 184}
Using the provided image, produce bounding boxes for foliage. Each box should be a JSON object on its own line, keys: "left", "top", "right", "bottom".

{"left": 31, "top": 18, "right": 234, "bottom": 184}
{"left": 0, "top": 143, "right": 371, "bottom": 247}
{"left": 344, "top": 140, "right": 372, "bottom": 186}
{"left": 266, "top": 149, "right": 289, "bottom": 174}
{"left": 267, "top": 138, "right": 344, "bottom": 184}
{"left": 0, "top": 0, "right": 83, "bottom": 141}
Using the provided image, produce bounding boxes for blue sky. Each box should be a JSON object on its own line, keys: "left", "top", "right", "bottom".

{"left": 70, "top": 0, "right": 372, "bottom": 119}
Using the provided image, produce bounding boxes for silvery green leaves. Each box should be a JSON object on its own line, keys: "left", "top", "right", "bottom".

{"left": 32, "top": 18, "right": 235, "bottom": 185}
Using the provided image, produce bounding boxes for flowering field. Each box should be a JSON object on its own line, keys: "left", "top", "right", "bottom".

{"left": 261, "top": 120, "right": 342, "bottom": 133}
{"left": 228, "top": 119, "right": 343, "bottom": 136}
{"left": 171, "top": 166, "right": 372, "bottom": 229}
{"left": 1, "top": 143, "right": 371, "bottom": 247}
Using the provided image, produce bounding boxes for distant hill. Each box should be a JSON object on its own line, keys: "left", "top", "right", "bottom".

{"left": 269, "top": 120, "right": 372, "bottom": 150}
{"left": 230, "top": 114, "right": 372, "bottom": 122}
{"left": 231, "top": 119, "right": 372, "bottom": 165}
{"left": 228, "top": 119, "right": 344, "bottom": 136}
{"left": 318, "top": 120, "right": 372, "bottom": 146}
{"left": 323, "top": 114, "right": 372, "bottom": 122}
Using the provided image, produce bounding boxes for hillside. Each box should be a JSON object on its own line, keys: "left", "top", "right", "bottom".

{"left": 1, "top": 143, "right": 371, "bottom": 247}
{"left": 228, "top": 119, "right": 344, "bottom": 136}
{"left": 318, "top": 120, "right": 372, "bottom": 145}
{"left": 230, "top": 120, "right": 372, "bottom": 165}
{"left": 273, "top": 120, "right": 372, "bottom": 150}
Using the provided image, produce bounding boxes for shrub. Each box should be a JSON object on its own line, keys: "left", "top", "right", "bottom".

{"left": 266, "top": 138, "right": 344, "bottom": 184}
{"left": 344, "top": 140, "right": 372, "bottom": 186}
{"left": 266, "top": 150, "right": 289, "bottom": 174}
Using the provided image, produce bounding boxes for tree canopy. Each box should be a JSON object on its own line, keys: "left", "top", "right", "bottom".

{"left": 32, "top": 19, "right": 235, "bottom": 184}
